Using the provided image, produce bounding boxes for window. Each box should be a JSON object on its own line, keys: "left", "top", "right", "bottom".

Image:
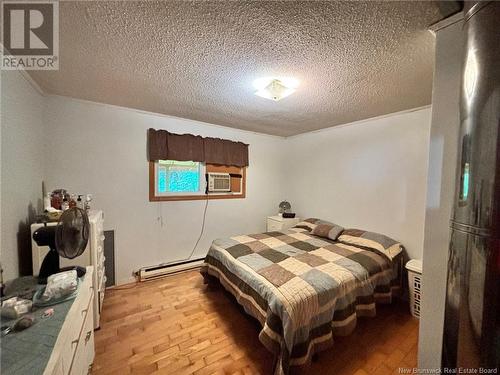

{"left": 149, "top": 160, "right": 246, "bottom": 201}
{"left": 155, "top": 160, "right": 204, "bottom": 195}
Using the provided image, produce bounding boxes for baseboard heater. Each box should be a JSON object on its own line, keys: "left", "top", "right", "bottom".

{"left": 138, "top": 257, "right": 205, "bottom": 282}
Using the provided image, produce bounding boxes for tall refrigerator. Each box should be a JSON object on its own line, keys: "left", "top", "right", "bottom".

{"left": 442, "top": 0, "right": 500, "bottom": 371}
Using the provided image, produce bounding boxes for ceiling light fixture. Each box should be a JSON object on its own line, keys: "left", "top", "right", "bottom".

{"left": 253, "top": 77, "right": 299, "bottom": 101}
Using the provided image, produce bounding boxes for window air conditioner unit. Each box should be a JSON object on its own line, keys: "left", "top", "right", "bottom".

{"left": 207, "top": 173, "right": 231, "bottom": 192}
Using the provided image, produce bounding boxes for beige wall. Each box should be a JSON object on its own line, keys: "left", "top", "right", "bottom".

{"left": 284, "top": 107, "right": 432, "bottom": 261}
{"left": 1, "top": 71, "right": 437, "bottom": 291}
{"left": 418, "top": 18, "right": 463, "bottom": 370}
{"left": 1, "top": 70, "right": 46, "bottom": 280}
{"left": 1, "top": 82, "right": 434, "bottom": 286}
{"left": 42, "top": 96, "right": 287, "bottom": 284}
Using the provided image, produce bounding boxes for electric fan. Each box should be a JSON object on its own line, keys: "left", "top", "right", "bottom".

{"left": 278, "top": 201, "right": 291, "bottom": 214}
{"left": 33, "top": 207, "right": 90, "bottom": 283}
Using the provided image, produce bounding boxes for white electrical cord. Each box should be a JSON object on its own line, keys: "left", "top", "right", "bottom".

{"left": 187, "top": 195, "right": 209, "bottom": 260}
{"left": 154, "top": 179, "right": 209, "bottom": 265}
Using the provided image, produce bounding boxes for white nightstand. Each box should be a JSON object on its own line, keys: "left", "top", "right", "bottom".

{"left": 267, "top": 215, "right": 301, "bottom": 231}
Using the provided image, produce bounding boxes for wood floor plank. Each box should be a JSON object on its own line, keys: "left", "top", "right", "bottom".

{"left": 93, "top": 270, "right": 418, "bottom": 375}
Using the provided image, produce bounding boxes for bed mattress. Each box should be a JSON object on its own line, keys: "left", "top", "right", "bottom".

{"left": 200, "top": 227, "right": 400, "bottom": 374}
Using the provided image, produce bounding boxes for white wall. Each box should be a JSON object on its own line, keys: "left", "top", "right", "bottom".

{"left": 418, "top": 18, "right": 463, "bottom": 370}
{"left": 1, "top": 70, "right": 46, "bottom": 281}
{"left": 43, "top": 96, "right": 286, "bottom": 284}
{"left": 284, "top": 107, "right": 431, "bottom": 261}
{"left": 1, "top": 74, "right": 435, "bottom": 286}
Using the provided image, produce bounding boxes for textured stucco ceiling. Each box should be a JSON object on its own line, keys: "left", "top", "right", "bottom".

{"left": 29, "top": 1, "right": 443, "bottom": 137}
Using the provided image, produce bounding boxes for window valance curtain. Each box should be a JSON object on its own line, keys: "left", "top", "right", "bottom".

{"left": 147, "top": 128, "right": 249, "bottom": 167}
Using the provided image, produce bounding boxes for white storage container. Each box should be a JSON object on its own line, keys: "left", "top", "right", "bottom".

{"left": 406, "top": 259, "right": 422, "bottom": 318}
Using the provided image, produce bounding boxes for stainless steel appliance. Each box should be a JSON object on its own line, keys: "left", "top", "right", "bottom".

{"left": 442, "top": 1, "right": 500, "bottom": 370}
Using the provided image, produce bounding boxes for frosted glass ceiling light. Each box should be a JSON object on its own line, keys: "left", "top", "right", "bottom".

{"left": 253, "top": 77, "right": 299, "bottom": 101}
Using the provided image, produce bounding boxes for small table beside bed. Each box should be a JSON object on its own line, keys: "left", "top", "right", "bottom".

{"left": 200, "top": 218, "right": 404, "bottom": 375}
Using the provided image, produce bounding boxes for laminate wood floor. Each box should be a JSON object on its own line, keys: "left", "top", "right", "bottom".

{"left": 93, "top": 270, "right": 419, "bottom": 375}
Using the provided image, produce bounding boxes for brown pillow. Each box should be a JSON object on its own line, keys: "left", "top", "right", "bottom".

{"left": 338, "top": 229, "right": 401, "bottom": 260}
{"left": 312, "top": 223, "right": 344, "bottom": 241}
{"left": 293, "top": 218, "right": 335, "bottom": 232}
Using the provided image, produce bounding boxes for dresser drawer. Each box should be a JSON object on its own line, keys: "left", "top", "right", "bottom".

{"left": 99, "top": 288, "right": 105, "bottom": 314}
{"left": 69, "top": 296, "right": 94, "bottom": 375}
{"left": 61, "top": 287, "right": 93, "bottom": 374}
{"left": 266, "top": 217, "right": 300, "bottom": 231}
{"left": 49, "top": 357, "right": 64, "bottom": 375}
{"left": 97, "top": 252, "right": 105, "bottom": 270}
{"left": 267, "top": 220, "right": 282, "bottom": 231}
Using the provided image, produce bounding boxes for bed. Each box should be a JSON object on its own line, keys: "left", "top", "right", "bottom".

{"left": 200, "top": 219, "right": 403, "bottom": 375}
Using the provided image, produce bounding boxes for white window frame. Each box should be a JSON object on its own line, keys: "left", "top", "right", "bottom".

{"left": 154, "top": 160, "right": 206, "bottom": 197}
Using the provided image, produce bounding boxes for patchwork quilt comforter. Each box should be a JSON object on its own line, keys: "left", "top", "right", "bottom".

{"left": 200, "top": 227, "right": 400, "bottom": 375}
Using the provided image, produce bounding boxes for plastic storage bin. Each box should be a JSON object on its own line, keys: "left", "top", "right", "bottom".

{"left": 406, "top": 259, "right": 423, "bottom": 318}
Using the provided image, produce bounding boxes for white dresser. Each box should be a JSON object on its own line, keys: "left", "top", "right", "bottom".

{"left": 0, "top": 267, "right": 95, "bottom": 375}
{"left": 45, "top": 266, "right": 95, "bottom": 375}
{"left": 267, "top": 215, "right": 301, "bottom": 231}
{"left": 31, "top": 210, "right": 106, "bottom": 329}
